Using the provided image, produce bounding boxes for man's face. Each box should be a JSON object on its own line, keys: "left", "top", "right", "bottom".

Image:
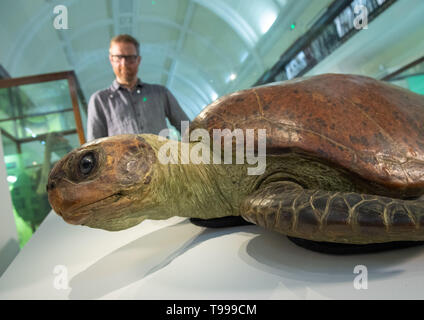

{"left": 109, "top": 41, "right": 141, "bottom": 84}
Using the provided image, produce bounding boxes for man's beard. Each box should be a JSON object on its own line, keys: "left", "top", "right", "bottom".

{"left": 119, "top": 69, "right": 136, "bottom": 83}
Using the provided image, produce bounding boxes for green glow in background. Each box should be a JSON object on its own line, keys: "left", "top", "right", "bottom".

{"left": 407, "top": 75, "right": 424, "bottom": 95}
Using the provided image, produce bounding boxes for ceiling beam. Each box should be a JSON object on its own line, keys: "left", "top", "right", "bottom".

{"left": 166, "top": 0, "right": 196, "bottom": 89}
{"left": 7, "top": 0, "right": 265, "bottom": 76}
{"left": 136, "top": 15, "right": 234, "bottom": 71}
{"left": 111, "top": 0, "right": 120, "bottom": 36}
{"left": 54, "top": 27, "right": 76, "bottom": 68}
{"left": 272, "top": 0, "right": 285, "bottom": 10}
{"left": 192, "top": 0, "right": 258, "bottom": 47}
{"left": 192, "top": 0, "right": 264, "bottom": 71}
{"left": 132, "top": 0, "right": 140, "bottom": 39}
{"left": 6, "top": 0, "right": 78, "bottom": 74}
{"left": 37, "top": 16, "right": 234, "bottom": 77}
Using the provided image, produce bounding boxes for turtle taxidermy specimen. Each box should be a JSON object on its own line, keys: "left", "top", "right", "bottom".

{"left": 47, "top": 74, "right": 424, "bottom": 254}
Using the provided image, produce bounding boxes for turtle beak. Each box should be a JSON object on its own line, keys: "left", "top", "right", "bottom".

{"left": 47, "top": 177, "right": 92, "bottom": 225}
{"left": 46, "top": 159, "right": 67, "bottom": 217}
{"left": 46, "top": 156, "right": 108, "bottom": 225}
{"left": 47, "top": 151, "right": 122, "bottom": 226}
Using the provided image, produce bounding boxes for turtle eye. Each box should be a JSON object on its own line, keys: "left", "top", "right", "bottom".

{"left": 79, "top": 153, "right": 96, "bottom": 175}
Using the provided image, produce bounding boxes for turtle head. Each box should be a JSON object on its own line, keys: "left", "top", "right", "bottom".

{"left": 47, "top": 134, "right": 157, "bottom": 230}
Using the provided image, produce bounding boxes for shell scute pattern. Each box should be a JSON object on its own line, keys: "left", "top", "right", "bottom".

{"left": 191, "top": 74, "right": 424, "bottom": 192}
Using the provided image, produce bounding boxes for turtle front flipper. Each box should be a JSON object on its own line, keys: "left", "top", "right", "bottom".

{"left": 240, "top": 181, "right": 424, "bottom": 247}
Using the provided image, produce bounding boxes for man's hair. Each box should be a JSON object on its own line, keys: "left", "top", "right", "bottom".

{"left": 110, "top": 34, "right": 140, "bottom": 55}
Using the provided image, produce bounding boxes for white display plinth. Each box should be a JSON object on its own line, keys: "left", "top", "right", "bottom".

{"left": 0, "top": 132, "right": 20, "bottom": 277}
{"left": 1, "top": 210, "right": 424, "bottom": 300}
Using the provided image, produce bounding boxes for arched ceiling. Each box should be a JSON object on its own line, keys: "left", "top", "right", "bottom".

{"left": 1, "top": 0, "right": 334, "bottom": 119}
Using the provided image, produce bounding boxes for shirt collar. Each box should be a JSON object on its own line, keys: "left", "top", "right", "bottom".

{"left": 111, "top": 78, "right": 144, "bottom": 92}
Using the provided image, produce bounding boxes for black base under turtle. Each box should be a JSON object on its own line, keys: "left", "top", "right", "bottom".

{"left": 190, "top": 216, "right": 424, "bottom": 254}
{"left": 287, "top": 237, "right": 424, "bottom": 255}
{"left": 189, "top": 216, "right": 253, "bottom": 228}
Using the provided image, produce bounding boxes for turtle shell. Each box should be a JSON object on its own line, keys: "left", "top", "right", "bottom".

{"left": 189, "top": 74, "right": 424, "bottom": 195}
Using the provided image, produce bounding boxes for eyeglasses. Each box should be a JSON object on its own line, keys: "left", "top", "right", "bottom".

{"left": 110, "top": 55, "right": 139, "bottom": 63}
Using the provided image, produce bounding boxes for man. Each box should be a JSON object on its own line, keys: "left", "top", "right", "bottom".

{"left": 87, "top": 34, "right": 189, "bottom": 141}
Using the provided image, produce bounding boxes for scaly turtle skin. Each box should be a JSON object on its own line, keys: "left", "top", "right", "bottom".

{"left": 47, "top": 74, "right": 424, "bottom": 244}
